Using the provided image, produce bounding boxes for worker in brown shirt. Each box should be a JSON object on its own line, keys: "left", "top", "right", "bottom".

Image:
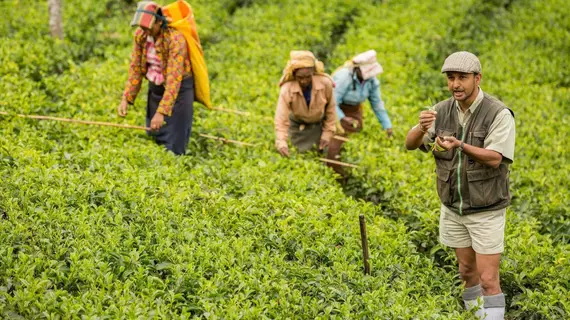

{"left": 274, "top": 51, "right": 336, "bottom": 157}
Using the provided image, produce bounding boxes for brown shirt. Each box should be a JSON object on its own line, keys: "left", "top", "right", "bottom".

{"left": 274, "top": 75, "right": 336, "bottom": 149}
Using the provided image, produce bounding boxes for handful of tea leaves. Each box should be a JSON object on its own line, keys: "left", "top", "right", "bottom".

{"left": 429, "top": 137, "right": 446, "bottom": 152}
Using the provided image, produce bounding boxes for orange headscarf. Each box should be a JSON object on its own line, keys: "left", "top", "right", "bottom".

{"left": 279, "top": 50, "right": 332, "bottom": 86}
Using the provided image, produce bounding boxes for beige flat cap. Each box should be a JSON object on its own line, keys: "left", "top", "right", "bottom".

{"left": 441, "top": 51, "right": 482, "bottom": 74}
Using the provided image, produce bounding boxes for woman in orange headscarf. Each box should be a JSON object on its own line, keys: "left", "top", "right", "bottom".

{"left": 274, "top": 51, "right": 337, "bottom": 157}
{"left": 117, "top": 1, "right": 194, "bottom": 155}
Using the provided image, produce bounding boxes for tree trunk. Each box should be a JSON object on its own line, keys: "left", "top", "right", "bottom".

{"left": 48, "top": 0, "right": 63, "bottom": 39}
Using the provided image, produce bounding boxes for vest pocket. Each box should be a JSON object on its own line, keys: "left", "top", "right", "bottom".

{"left": 466, "top": 168, "right": 504, "bottom": 207}
{"left": 436, "top": 168, "right": 453, "bottom": 206}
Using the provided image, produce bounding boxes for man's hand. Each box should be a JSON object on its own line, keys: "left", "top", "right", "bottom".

{"left": 319, "top": 139, "right": 329, "bottom": 150}
{"left": 418, "top": 110, "right": 437, "bottom": 132}
{"left": 406, "top": 109, "right": 436, "bottom": 150}
{"left": 386, "top": 128, "right": 393, "bottom": 138}
{"left": 118, "top": 98, "right": 128, "bottom": 117}
{"left": 150, "top": 112, "right": 165, "bottom": 131}
{"left": 279, "top": 147, "right": 290, "bottom": 158}
{"left": 436, "top": 136, "right": 460, "bottom": 151}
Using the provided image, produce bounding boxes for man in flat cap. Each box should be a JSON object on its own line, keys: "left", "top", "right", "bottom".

{"left": 405, "top": 51, "right": 515, "bottom": 319}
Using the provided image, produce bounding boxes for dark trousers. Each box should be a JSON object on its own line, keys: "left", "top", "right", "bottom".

{"left": 147, "top": 76, "right": 195, "bottom": 155}
{"left": 327, "top": 103, "right": 363, "bottom": 176}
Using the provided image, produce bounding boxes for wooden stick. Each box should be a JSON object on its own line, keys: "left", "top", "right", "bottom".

{"left": 1, "top": 111, "right": 358, "bottom": 167}
{"left": 211, "top": 106, "right": 251, "bottom": 116}
{"left": 197, "top": 133, "right": 255, "bottom": 147}
{"left": 318, "top": 157, "right": 359, "bottom": 168}
{"left": 208, "top": 106, "right": 350, "bottom": 142}
{"left": 211, "top": 106, "right": 274, "bottom": 121}
{"left": 0, "top": 111, "right": 256, "bottom": 146}
{"left": 359, "top": 214, "right": 371, "bottom": 275}
{"left": 333, "top": 135, "right": 349, "bottom": 142}
{"left": 0, "top": 111, "right": 150, "bottom": 131}
{"left": 3, "top": 107, "right": 351, "bottom": 144}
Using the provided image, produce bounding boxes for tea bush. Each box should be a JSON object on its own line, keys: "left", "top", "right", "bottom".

{"left": 0, "top": 0, "right": 568, "bottom": 318}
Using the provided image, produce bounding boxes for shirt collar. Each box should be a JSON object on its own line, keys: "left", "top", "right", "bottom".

{"left": 290, "top": 76, "right": 324, "bottom": 93}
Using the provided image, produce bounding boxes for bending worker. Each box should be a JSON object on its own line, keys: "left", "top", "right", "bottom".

{"left": 405, "top": 51, "right": 515, "bottom": 319}
{"left": 118, "top": 1, "right": 196, "bottom": 155}
{"left": 327, "top": 50, "right": 393, "bottom": 175}
{"left": 274, "top": 51, "right": 336, "bottom": 157}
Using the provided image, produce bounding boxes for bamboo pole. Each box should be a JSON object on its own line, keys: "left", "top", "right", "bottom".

{"left": 208, "top": 106, "right": 349, "bottom": 142}
{"left": 333, "top": 135, "right": 349, "bottom": 142}
{"left": 210, "top": 105, "right": 271, "bottom": 121}
{"left": 0, "top": 111, "right": 358, "bottom": 168}
{"left": 210, "top": 106, "right": 252, "bottom": 117}
{"left": 197, "top": 133, "right": 256, "bottom": 147}
{"left": 0, "top": 112, "right": 149, "bottom": 131}
{"left": 318, "top": 157, "right": 359, "bottom": 168}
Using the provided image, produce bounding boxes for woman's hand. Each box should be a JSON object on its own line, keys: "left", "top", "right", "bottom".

{"left": 341, "top": 116, "right": 357, "bottom": 128}
{"left": 150, "top": 112, "right": 165, "bottom": 131}
{"left": 319, "top": 139, "right": 329, "bottom": 150}
{"left": 279, "top": 147, "right": 290, "bottom": 158}
{"left": 118, "top": 98, "right": 128, "bottom": 117}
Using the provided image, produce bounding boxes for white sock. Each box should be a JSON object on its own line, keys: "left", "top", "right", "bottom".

{"left": 483, "top": 293, "right": 506, "bottom": 320}
{"left": 463, "top": 285, "right": 485, "bottom": 318}
{"left": 465, "top": 298, "right": 485, "bottom": 318}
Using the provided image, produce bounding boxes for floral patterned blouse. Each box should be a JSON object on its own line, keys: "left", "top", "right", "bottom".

{"left": 123, "top": 27, "right": 192, "bottom": 116}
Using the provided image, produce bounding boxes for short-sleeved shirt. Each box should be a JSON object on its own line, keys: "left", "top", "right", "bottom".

{"left": 420, "top": 88, "right": 516, "bottom": 217}
{"left": 420, "top": 88, "right": 516, "bottom": 163}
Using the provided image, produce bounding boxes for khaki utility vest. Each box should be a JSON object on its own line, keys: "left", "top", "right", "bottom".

{"left": 433, "top": 93, "right": 512, "bottom": 215}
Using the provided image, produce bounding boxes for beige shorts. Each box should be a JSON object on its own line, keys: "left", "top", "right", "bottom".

{"left": 439, "top": 204, "right": 506, "bottom": 254}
